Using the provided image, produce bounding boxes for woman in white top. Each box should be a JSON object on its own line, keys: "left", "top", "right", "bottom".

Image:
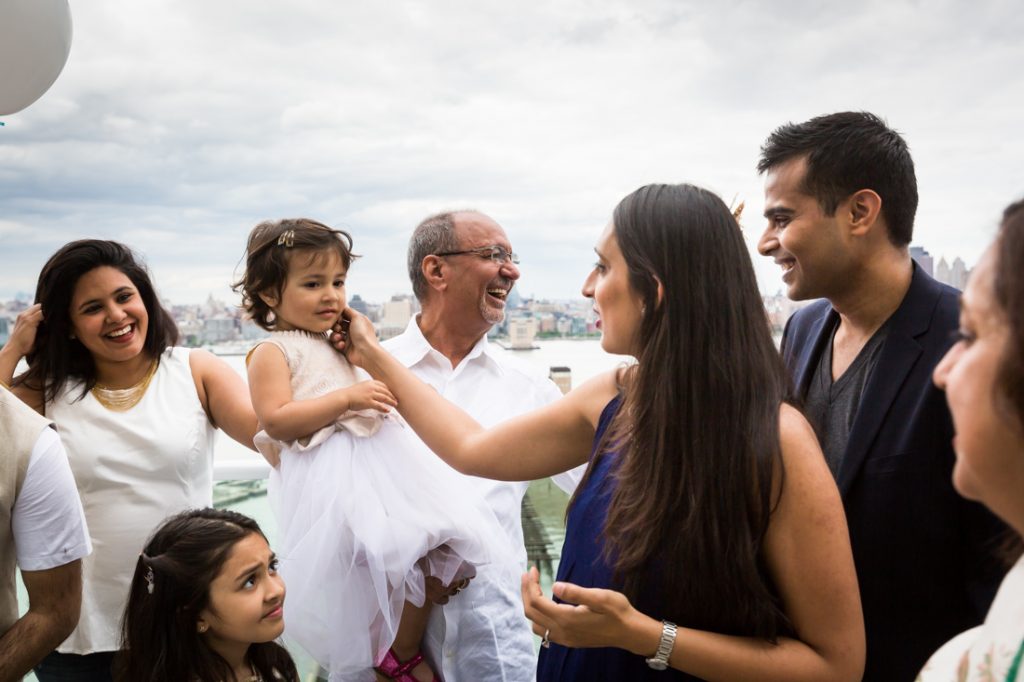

{"left": 0, "top": 239, "right": 259, "bottom": 682}
{"left": 918, "top": 199, "right": 1024, "bottom": 682}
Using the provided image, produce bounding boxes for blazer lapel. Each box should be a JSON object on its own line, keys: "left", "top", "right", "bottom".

{"left": 789, "top": 306, "right": 837, "bottom": 400}
{"left": 835, "top": 265, "right": 935, "bottom": 496}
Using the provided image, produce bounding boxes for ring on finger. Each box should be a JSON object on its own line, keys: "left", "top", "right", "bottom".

{"left": 541, "top": 628, "right": 551, "bottom": 648}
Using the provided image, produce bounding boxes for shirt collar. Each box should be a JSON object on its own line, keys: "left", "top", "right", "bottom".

{"left": 389, "top": 315, "right": 505, "bottom": 376}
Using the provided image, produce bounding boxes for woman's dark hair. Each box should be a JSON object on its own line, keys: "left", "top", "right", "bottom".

{"left": 16, "top": 239, "right": 178, "bottom": 403}
{"left": 233, "top": 218, "right": 357, "bottom": 331}
{"left": 994, "top": 199, "right": 1024, "bottom": 432}
{"left": 993, "top": 199, "right": 1024, "bottom": 562}
{"left": 119, "top": 508, "right": 298, "bottom": 682}
{"left": 574, "top": 183, "right": 791, "bottom": 641}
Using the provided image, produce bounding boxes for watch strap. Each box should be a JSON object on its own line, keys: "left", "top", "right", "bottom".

{"left": 644, "top": 620, "right": 677, "bottom": 670}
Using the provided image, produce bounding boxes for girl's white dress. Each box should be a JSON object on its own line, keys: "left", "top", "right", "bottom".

{"left": 254, "top": 331, "right": 507, "bottom": 681}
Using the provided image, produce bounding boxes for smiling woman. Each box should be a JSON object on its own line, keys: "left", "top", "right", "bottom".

{"left": 0, "top": 240, "right": 260, "bottom": 681}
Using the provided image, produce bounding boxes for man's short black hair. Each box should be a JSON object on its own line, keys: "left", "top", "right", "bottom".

{"left": 757, "top": 111, "right": 918, "bottom": 246}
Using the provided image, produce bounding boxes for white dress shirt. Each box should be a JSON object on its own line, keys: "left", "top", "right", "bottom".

{"left": 384, "top": 317, "right": 582, "bottom": 682}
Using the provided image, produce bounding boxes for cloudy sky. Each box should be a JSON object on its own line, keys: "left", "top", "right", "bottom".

{"left": 2, "top": 0, "right": 1022, "bottom": 305}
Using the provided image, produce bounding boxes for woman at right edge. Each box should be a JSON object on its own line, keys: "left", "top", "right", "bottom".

{"left": 339, "top": 183, "right": 864, "bottom": 681}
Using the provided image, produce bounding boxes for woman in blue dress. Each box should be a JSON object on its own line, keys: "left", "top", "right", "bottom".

{"left": 342, "top": 183, "right": 865, "bottom": 681}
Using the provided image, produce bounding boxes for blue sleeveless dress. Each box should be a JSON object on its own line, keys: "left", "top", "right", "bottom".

{"left": 537, "top": 395, "right": 702, "bottom": 681}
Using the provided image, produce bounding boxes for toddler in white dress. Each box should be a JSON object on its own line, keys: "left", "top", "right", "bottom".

{"left": 235, "top": 218, "right": 504, "bottom": 682}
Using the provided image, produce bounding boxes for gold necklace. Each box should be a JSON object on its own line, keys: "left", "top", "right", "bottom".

{"left": 90, "top": 360, "right": 158, "bottom": 412}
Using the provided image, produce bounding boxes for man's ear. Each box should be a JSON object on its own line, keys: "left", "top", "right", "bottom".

{"left": 422, "top": 255, "right": 448, "bottom": 292}
{"left": 847, "top": 189, "right": 883, "bottom": 237}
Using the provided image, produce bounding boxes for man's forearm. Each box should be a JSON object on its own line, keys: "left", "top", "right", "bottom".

{"left": 0, "top": 610, "right": 73, "bottom": 682}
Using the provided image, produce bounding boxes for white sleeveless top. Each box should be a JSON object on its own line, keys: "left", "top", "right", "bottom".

{"left": 251, "top": 331, "right": 383, "bottom": 463}
{"left": 47, "top": 347, "right": 215, "bottom": 654}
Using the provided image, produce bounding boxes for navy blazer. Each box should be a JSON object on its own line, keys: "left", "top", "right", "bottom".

{"left": 781, "top": 264, "right": 1006, "bottom": 682}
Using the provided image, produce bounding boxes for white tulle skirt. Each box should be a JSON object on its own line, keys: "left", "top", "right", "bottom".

{"left": 269, "top": 417, "right": 505, "bottom": 681}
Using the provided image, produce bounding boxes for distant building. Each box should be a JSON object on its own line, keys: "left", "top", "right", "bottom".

{"left": 549, "top": 366, "right": 572, "bottom": 394}
{"left": 349, "top": 294, "right": 369, "bottom": 316}
{"left": 202, "top": 317, "right": 239, "bottom": 344}
{"left": 0, "top": 316, "right": 10, "bottom": 347}
{"left": 378, "top": 296, "right": 415, "bottom": 341}
{"left": 935, "top": 256, "right": 970, "bottom": 290}
{"left": 506, "top": 315, "right": 538, "bottom": 349}
{"left": 910, "top": 246, "right": 934, "bottom": 278}
{"left": 241, "top": 319, "right": 270, "bottom": 342}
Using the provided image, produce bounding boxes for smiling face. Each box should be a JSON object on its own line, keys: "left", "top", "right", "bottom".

{"left": 263, "top": 249, "right": 347, "bottom": 333}
{"left": 69, "top": 266, "right": 150, "bottom": 365}
{"left": 444, "top": 212, "right": 520, "bottom": 333}
{"left": 759, "top": 157, "right": 851, "bottom": 301}
{"left": 933, "top": 247, "right": 1024, "bottom": 523}
{"left": 198, "top": 532, "right": 285, "bottom": 660}
{"left": 582, "top": 221, "right": 644, "bottom": 356}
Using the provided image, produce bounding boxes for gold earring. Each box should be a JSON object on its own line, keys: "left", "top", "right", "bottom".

{"left": 198, "top": 622, "right": 209, "bottom": 633}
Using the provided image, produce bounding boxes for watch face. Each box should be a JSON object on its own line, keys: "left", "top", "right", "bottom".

{"left": 646, "top": 658, "right": 668, "bottom": 671}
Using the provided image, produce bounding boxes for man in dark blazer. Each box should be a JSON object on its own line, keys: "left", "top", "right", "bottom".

{"left": 756, "top": 111, "right": 1005, "bottom": 681}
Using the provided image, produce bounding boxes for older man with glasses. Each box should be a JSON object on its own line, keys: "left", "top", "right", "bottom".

{"left": 376, "top": 210, "right": 581, "bottom": 681}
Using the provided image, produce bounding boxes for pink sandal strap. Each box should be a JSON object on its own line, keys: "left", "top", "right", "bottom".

{"left": 375, "top": 648, "right": 431, "bottom": 680}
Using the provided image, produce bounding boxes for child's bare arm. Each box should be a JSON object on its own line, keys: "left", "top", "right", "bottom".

{"left": 247, "top": 343, "right": 396, "bottom": 442}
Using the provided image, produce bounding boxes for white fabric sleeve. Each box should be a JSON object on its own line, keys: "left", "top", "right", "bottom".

{"left": 12, "top": 427, "right": 92, "bottom": 571}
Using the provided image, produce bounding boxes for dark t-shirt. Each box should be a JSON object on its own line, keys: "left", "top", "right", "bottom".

{"left": 803, "top": 322, "right": 889, "bottom": 477}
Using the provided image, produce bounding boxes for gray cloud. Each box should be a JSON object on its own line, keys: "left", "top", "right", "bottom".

{"left": 1, "top": 0, "right": 1022, "bottom": 304}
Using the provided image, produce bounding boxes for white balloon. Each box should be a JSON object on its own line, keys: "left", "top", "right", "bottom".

{"left": 0, "top": 0, "right": 73, "bottom": 116}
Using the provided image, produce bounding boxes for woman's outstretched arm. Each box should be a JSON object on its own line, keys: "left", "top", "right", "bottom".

{"left": 521, "top": 404, "right": 865, "bottom": 682}
{"left": 339, "top": 307, "right": 613, "bottom": 481}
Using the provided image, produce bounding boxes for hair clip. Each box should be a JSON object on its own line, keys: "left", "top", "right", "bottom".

{"left": 145, "top": 565, "right": 155, "bottom": 594}
{"left": 277, "top": 230, "right": 295, "bottom": 248}
{"left": 732, "top": 201, "right": 745, "bottom": 221}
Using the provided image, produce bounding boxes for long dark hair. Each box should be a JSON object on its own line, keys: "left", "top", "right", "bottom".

{"left": 577, "top": 184, "right": 791, "bottom": 640}
{"left": 119, "top": 508, "right": 298, "bottom": 682}
{"left": 16, "top": 239, "right": 178, "bottom": 403}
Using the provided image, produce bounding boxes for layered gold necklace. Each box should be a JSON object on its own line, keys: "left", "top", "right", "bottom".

{"left": 91, "top": 360, "right": 158, "bottom": 412}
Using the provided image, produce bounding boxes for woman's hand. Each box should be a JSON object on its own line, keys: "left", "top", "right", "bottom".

{"left": 520, "top": 566, "right": 657, "bottom": 654}
{"left": 342, "top": 379, "right": 397, "bottom": 413}
{"left": 0, "top": 303, "right": 44, "bottom": 386}
{"left": 6, "top": 303, "right": 44, "bottom": 359}
{"left": 331, "top": 307, "right": 382, "bottom": 371}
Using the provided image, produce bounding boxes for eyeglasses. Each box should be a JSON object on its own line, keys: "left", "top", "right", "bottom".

{"left": 435, "top": 245, "right": 520, "bottom": 265}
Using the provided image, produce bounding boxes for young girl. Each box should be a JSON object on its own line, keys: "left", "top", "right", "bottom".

{"left": 119, "top": 508, "right": 298, "bottom": 682}
{"left": 235, "top": 219, "right": 504, "bottom": 682}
